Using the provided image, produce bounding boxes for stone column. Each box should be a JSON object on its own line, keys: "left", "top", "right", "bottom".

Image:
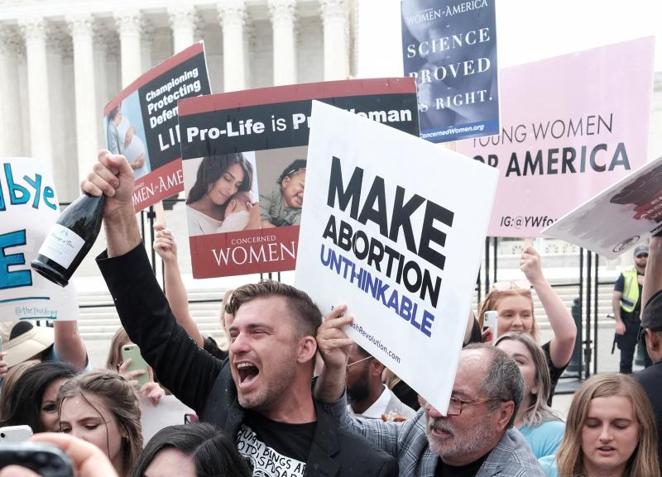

{"left": 67, "top": 14, "right": 97, "bottom": 180}
{"left": 19, "top": 17, "right": 53, "bottom": 167}
{"left": 169, "top": 6, "right": 198, "bottom": 54}
{"left": 320, "top": 0, "right": 349, "bottom": 81}
{"left": 218, "top": 0, "right": 247, "bottom": 91}
{"left": 0, "top": 29, "right": 23, "bottom": 157}
{"left": 115, "top": 10, "right": 143, "bottom": 87}
{"left": 268, "top": 0, "right": 297, "bottom": 86}
{"left": 93, "top": 31, "right": 109, "bottom": 147}
{"left": 141, "top": 20, "right": 154, "bottom": 71}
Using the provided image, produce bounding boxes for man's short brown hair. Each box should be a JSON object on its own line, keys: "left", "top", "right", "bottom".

{"left": 225, "top": 281, "right": 322, "bottom": 337}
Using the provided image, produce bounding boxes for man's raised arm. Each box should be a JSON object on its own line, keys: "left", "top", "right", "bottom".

{"left": 81, "top": 151, "right": 222, "bottom": 412}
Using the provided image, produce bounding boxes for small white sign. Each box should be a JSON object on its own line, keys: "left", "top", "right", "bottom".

{"left": 295, "top": 102, "right": 498, "bottom": 414}
{"left": 543, "top": 156, "right": 662, "bottom": 259}
{"left": 0, "top": 157, "right": 79, "bottom": 321}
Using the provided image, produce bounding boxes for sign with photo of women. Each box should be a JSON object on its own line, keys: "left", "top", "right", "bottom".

{"left": 0, "top": 157, "right": 79, "bottom": 321}
{"left": 456, "top": 37, "right": 655, "bottom": 237}
{"left": 544, "top": 156, "right": 662, "bottom": 259}
{"left": 103, "top": 42, "right": 211, "bottom": 212}
{"left": 401, "top": 0, "right": 499, "bottom": 142}
{"left": 295, "top": 101, "right": 498, "bottom": 414}
{"left": 178, "top": 78, "right": 419, "bottom": 278}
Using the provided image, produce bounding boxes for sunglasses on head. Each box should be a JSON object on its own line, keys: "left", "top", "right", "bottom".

{"left": 491, "top": 280, "right": 531, "bottom": 292}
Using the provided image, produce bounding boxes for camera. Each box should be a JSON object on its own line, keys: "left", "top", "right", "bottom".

{"left": 0, "top": 442, "right": 74, "bottom": 477}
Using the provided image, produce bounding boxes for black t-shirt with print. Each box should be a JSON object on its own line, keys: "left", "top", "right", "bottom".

{"left": 236, "top": 411, "right": 316, "bottom": 477}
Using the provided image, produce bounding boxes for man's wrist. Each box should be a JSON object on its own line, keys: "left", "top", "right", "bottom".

{"left": 314, "top": 362, "right": 346, "bottom": 402}
{"left": 104, "top": 208, "right": 141, "bottom": 257}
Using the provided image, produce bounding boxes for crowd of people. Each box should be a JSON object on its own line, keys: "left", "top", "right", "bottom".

{"left": 0, "top": 151, "right": 659, "bottom": 476}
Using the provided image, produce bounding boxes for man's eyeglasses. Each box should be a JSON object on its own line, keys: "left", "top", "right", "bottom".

{"left": 446, "top": 396, "right": 498, "bottom": 416}
{"left": 636, "top": 253, "right": 649, "bottom": 258}
{"left": 346, "top": 356, "right": 372, "bottom": 369}
{"left": 491, "top": 280, "right": 531, "bottom": 292}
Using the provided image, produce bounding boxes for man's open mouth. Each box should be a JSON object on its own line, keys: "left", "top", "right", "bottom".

{"left": 236, "top": 362, "right": 260, "bottom": 385}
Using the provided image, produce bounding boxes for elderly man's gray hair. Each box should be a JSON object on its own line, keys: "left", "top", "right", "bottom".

{"left": 464, "top": 344, "right": 525, "bottom": 428}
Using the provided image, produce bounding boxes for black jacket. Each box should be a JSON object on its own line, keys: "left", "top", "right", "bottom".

{"left": 98, "top": 245, "right": 398, "bottom": 477}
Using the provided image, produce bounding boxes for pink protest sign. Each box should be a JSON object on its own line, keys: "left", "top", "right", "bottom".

{"left": 456, "top": 37, "right": 654, "bottom": 237}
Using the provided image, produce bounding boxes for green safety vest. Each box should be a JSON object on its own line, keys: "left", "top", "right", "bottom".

{"left": 619, "top": 267, "right": 640, "bottom": 314}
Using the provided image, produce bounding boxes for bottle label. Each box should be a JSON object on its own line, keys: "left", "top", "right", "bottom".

{"left": 38, "top": 224, "right": 85, "bottom": 268}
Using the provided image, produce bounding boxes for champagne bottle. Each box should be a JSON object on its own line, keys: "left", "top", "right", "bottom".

{"left": 31, "top": 194, "right": 106, "bottom": 287}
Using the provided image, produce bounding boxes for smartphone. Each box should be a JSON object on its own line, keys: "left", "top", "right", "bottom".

{"left": 0, "top": 442, "right": 74, "bottom": 477}
{"left": 121, "top": 344, "right": 150, "bottom": 388}
{"left": 483, "top": 311, "right": 498, "bottom": 341}
{"left": 0, "top": 425, "right": 33, "bottom": 444}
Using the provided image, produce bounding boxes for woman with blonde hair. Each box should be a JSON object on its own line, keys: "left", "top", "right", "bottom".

{"left": 495, "top": 333, "right": 564, "bottom": 459}
{"left": 540, "top": 373, "right": 660, "bottom": 477}
{"left": 58, "top": 370, "right": 143, "bottom": 476}
{"left": 478, "top": 244, "right": 576, "bottom": 401}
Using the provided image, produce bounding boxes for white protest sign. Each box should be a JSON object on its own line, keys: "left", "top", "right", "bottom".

{"left": 140, "top": 394, "right": 194, "bottom": 442}
{"left": 0, "top": 158, "right": 79, "bottom": 321}
{"left": 543, "top": 156, "right": 662, "bottom": 259}
{"left": 295, "top": 101, "right": 498, "bottom": 414}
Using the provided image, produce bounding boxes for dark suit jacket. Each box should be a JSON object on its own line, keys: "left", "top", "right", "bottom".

{"left": 634, "top": 361, "right": 662, "bottom": 468}
{"left": 98, "top": 245, "right": 397, "bottom": 477}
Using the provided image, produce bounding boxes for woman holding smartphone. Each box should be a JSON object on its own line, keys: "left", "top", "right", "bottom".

{"left": 478, "top": 244, "right": 576, "bottom": 402}
{"left": 106, "top": 328, "right": 164, "bottom": 406}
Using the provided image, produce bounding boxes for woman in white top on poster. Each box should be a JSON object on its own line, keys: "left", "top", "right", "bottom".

{"left": 186, "top": 153, "right": 260, "bottom": 236}
{"left": 106, "top": 103, "right": 150, "bottom": 179}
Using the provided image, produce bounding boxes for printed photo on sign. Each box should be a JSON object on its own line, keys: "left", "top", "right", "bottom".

{"left": 401, "top": 0, "right": 499, "bottom": 142}
{"left": 257, "top": 146, "right": 307, "bottom": 229}
{"left": 178, "top": 78, "right": 419, "bottom": 278}
{"left": 456, "top": 37, "right": 655, "bottom": 237}
{"left": 182, "top": 153, "right": 260, "bottom": 237}
{"left": 103, "top": 42, "right": 211, "bottom": 212}
{"left": 105, "top": 91, "right": 151, "bottom": 180}
{"left": 295, "top": 101, "right": 498, "bottom": 414}
{"left": 543, "top": 156, "right": 662, "bottom": 259}
{"left": 0, "top": 157, "right": 79, "bottom": 321}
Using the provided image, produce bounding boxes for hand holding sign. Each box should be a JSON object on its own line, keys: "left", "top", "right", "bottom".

{"left": 316, "top": 305, "right": 354, "bottom": 368}
{"left": 314, "top": 304, "right": 354, "bottom": 402}
{"left": 520, "top": 238, "right": 544, "bottom": 287}
{"left": 153, "top": 225, "right": 177, "bottom": 263}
